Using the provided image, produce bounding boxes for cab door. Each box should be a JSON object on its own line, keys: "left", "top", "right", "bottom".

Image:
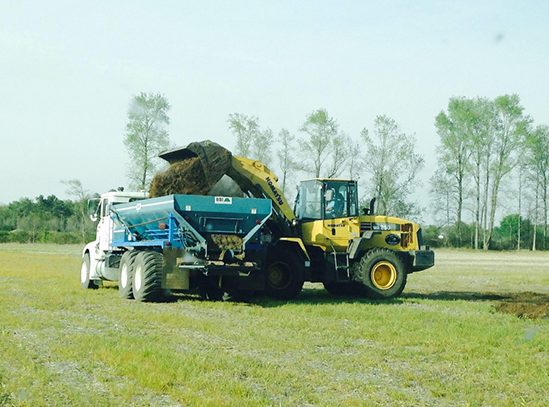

{"left": 322, "top": 182, "right": 360, "bottom": 250}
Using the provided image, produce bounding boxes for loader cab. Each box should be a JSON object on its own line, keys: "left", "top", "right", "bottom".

{"left": 295, "top": 179, "right": 360, "bottom": 250}
{"left": 295, "top": 179, "right": 359, "bottom": 221}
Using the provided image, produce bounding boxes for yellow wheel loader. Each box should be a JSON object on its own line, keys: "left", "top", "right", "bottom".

{"left": 153, "top": 140, "right": 434, "bottom": 300}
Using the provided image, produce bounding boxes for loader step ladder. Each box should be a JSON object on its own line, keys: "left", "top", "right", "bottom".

{"left": 332, "top": 251, "right": 350, "bottom": 282}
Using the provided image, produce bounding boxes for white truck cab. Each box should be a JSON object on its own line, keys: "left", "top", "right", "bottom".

{"left": 80, "top": 190, "right": 148, "bottom": 288}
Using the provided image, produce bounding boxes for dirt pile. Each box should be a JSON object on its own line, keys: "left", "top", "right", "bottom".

{"left": 150, "top": 157, "right": 210, "bottom": 197}
{"left": 150, "top": 140, "right": 236, "bottom": 198}
{"left": 495, "top": 292, "right": 549, "bottom": 319}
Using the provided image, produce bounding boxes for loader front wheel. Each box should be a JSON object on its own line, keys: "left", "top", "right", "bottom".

{"left": 80, "top": 253, "right": 98, "bottom": 289}
{"left": 132, "top": 251, "right": 164, "bottom": 302}
{"left": 352, "top": 249, "right": 407, "bottom": 299}
{"left": 265, "top": 249, "right": 304, "bottom": 300}
{"left": 118, "top": 251, "right": 138, "bottom": 299}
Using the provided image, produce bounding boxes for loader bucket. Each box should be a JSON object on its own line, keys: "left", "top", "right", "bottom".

{"left": 151, "top": 140, "right": 236, "bottom": 197}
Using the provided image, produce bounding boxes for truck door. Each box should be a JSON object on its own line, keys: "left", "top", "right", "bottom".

{"left": 97, "top": 198, "right": 113, "bottom": 252}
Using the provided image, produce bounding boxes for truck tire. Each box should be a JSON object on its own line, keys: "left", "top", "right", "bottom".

{"left": 132, "top": 251, "right": 164, "bottom": 302}
{"left": 80, "top": 253, "right": 99, "bottom": 289}
{"left": 265, "top": 248, "right": 304, "bottom": 300}
{"left": 352, "top": 248, "right": 407, "bottom": 299}
{"left": 323, "top": 281, "right": 366, "bottom": 297}
{"left": 118, "top": 251, "right": 138, "bottom": 299}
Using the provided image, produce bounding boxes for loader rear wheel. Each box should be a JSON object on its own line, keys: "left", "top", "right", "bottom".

{"left": 132, "top": 251, "right": 164, "bottom": 302}
{"left": 80, "top": 253, "right": 98, "bottom": 289}
{"left": 352, "top": 249, "right": 407, "bottom": 299}
{"left": 265, "top": 249, "right": 304, "bottom": 300}
{"left": 118, "top": 251, "right": 138, "bottom": 299}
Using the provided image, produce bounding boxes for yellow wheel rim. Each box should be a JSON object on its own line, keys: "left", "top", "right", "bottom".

{"left": 371, "top": 261, "right": 397, "bottom": 290}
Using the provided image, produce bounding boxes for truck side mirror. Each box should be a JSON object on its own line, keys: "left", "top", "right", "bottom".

{"left": 87, "top": 198, "right": 100, "bottom": 222}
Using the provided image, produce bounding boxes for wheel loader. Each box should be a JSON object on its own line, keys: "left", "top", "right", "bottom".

{"left": 154, "top": 140, "right": 434, "bottom": 299}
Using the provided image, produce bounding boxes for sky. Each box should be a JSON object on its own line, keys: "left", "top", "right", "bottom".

{"left": 1, "top": 0, "right": 548, "bottom": 217}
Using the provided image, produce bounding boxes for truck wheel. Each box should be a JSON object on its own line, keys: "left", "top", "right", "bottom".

{"left": 119, "top": 251, "right": 137, "bottom": 299}
{"left": 352, "top": 248, "right": 407, "bottom": 299}
{"left": 80, "top": 253, "right": 99, "bottom": 289}
{"left": 132, "top": 251, "right": 164, "bottom": 302}
{"left": 265, "top": 249, "right": 304, "bottom": 300}
{"left": 323, "top": 281, "right": 366, "bottom": 297}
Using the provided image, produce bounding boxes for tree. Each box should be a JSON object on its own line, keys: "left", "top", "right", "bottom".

{"left": 434, "top": 97, "right": 474, "bottom": 245}
{"left": 430, "top": 168, "right": 457, "bottom": 227}
{"left": 228, "top": 113, "right": 272, "bottom": 166}
{"left": 62, "top": 179, "right": 92, "bottom": 242}
{"left": 483, "top": 95, "right": 529, "bottom": 249}
{"left": 299, "top": 109, "right": 339, "bottom": 178}
{"left": 467, "top": 97, "right": 495, "bottom": 250}
{"left": 325, "top": 133, "right": 352, "bottom": 178}
{"left": 124, "top": 92, "right": 171, "bottom": 190}
{"left": 277, "top": 129, "right": 301, "bottom": 193}
{"left": 524, "top": 125, "right": 549, "bottom": 249}
{"left": 361, "top": 115, "right": 424, "bottom": 218}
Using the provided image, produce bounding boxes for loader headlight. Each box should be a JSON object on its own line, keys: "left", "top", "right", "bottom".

{"left": 385, "top": 234, "right": 400, "bottom": 246}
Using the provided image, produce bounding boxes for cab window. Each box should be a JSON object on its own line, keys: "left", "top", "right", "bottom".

{"left": 323, "top": 181, "right": 358, "bottom": 219}
{"left": 295, "top": 180, "right": 323, "bottom": 220}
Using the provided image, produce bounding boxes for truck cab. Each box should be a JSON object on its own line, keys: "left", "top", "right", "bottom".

{"left": 81, "top": 190, "right": 148, "bottom": 287}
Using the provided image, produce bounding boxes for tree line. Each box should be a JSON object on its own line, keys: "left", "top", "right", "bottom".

{"left": 431, "top": 95, "right": 548, "bottom": 250}
{"left": 1, "top": 92, "right": 546, "bottom": 251}
{"left": 0, "top": 180, "right": 96, "bottom": 244}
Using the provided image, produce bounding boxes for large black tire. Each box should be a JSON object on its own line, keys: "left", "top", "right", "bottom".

{"left": 118, "top": 251, "right": 138, "bottom": 299}
{"left": 323, "top": 281, "right": 366, "bottom": 297}
{"left": 80, "top": 253, "right": 99, "bottom": 289}
{"left": 132, "top": 251, "right": 164, "bottom": 302}
{"left": 352, "top": 248, "right": 407, "bottom": 299}
{"left": 264, "top": 248, "right": 304, "bottom": 300}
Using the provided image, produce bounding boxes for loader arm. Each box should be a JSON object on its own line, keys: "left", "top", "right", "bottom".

{"left": 228, "top": 156, "right": 296, "bottom": 235}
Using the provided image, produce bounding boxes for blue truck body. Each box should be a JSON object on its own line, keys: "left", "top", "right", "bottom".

{"left": 110, "top": 194, "right": 272, "bottom": 254}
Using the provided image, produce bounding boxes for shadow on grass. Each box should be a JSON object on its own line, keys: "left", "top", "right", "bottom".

{"left": 402, "top": 291, "right": 511, "bottom": 302}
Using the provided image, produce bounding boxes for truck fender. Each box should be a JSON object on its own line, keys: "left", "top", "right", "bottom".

{"left": 82, "top": 241, "right": 101, "bottom": 279}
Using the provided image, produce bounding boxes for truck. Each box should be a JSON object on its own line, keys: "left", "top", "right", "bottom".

{"left": 81, "top": 141, "right": 434, "bottom": 301}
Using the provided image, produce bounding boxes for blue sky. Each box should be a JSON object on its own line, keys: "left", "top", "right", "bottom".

{"left": 1, "top": 1, "right": 548, "bottom": 213}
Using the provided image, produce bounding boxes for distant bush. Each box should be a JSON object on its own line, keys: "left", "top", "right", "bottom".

{"left": 0, "top": 230, "right": 86, "bottom": 244}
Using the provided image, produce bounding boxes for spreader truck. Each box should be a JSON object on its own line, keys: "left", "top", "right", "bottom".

{"left": 81, "top": 141, "right": 434, "bottom": 301}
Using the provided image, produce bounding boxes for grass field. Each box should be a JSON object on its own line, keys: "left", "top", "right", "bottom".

{"left": 0, "top": 244, "right": 548, "bottom": 406}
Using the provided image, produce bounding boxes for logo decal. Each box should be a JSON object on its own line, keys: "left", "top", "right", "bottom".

{"left": 265, "top": 177, "right": 284, "bottom": 206}
{"left": 215, "top": 196, "right": 232, "bottom": 204}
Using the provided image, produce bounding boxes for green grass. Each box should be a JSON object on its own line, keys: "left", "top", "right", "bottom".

{"left": 0, "top": 245, "right": 548, "bottom": 406}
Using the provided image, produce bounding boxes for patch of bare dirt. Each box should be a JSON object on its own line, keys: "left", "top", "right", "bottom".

{"left": 495, "top": 292, "right": 549, "bottom": 319}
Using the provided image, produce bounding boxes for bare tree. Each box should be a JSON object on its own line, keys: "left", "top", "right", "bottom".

{"left": 299, "top": 109, "right": 338, "bottom": 178}
{"left": 361, "top": 115, "right": 424, "bottom": 218}
{"left": 61, "top": 179, "right": 90, "bottom": 242}
{"left": 228, "top": 113, "right": 272, "bottom": 166}
{"left": 277, "top": 129, "right": 301, "bottom": 193}
{"left": 124, "top": 92, "right": 171, "bottom": 190}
